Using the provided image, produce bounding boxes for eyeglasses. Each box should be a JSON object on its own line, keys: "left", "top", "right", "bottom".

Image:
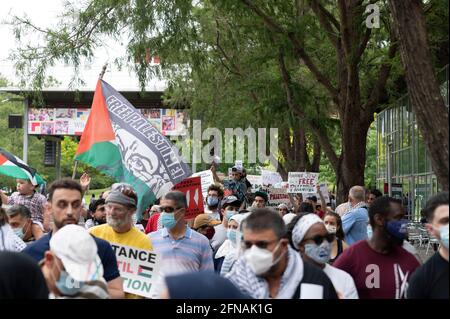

{"left": 303, "top": 233, "right": 335, "bottom": 245}
{"left": 242, "top": 239, "right": 278, "bottom": 250}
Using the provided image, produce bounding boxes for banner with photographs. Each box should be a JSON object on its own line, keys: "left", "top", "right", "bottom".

{"left": 28, "top": 107, "right": 188, "bottom": 137}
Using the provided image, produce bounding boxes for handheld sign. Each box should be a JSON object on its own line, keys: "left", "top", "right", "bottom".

{"left": 261, "top": 170, "right": 283, "bottom": 186}
{"left": 191, "top": 170, "right": 215, "bottom": 199}
{"left": 246, "top": 174, "right": 263, "bottom": 192}
{"left": 111, "top": 244, "right": 161, "bottom": 298}
{"left": 262, "top": 187, "right": 290, "bottom": 207}
{"left": 172, "top": 176, "right": 204, "bottom": 219}
{"left": 288, "top": 172, "right": 319, "bottom": 193}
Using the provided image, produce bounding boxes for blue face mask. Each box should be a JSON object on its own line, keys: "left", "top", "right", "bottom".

{"left": 227, "top": 229, "right": 240, "bottom": 244}
{"left": 225, "top": 211, "right": 236, "bottom": 221}
{"left": 55, "top": 270, "right": 84, "bottom": 296}
{"left": 304, "top": 241, "right": 332, "bottom": 264}
{"left": 367, "top": 224, "right": 373, "bottom": 239}
{"left": 438, "top": 224, "right": 449, "bottom": 249}
{"left": 13, "top": 227, "right": 25, "bottom": 239}
{"left": 161, "top": 212, "right": 177, "bottom": 230}
{"left": 207, "top": 197, "right": 219, "bottom": 207}
{"left": 386, "top": 219, "right": 408, "bottom": 241}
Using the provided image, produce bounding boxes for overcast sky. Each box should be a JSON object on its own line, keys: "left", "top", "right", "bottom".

{"left": 0, "top": 0, "right": 166, "bottom": 91}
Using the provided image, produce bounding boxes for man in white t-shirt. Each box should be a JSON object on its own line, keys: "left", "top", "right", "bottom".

{"left": 291, "top": 213, "right": 358, "bottom": 299}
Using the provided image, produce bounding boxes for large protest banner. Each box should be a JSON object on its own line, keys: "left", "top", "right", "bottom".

{"left": 191, "top": 170, "right": 215, "bottom": 199}
{"left": 261, "top": 170, "right": 283, "bottom": 186}
{"left": 288, "top": 172, "right": 319, "bottom": 193}
{"left": 75, "top": 80, "right": 191, "bottom": 221}
{"left": 262, "top": 187, "right": 290, "bottom": 207}
{"left": 172, "top": 176, "right": 204, "bottom": 219}
{"left": 110, "top": 243, "right": 161, "bottom": 298}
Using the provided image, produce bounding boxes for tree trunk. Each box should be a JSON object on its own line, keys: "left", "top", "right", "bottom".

{"left": 277, "top": 124, "right": 312, "bottom": 180}
{"left": 389, "top": 0, "right": 449, "bottom": 191}
{"left": 336, "top": 118, "right": 371, "bottom": 204}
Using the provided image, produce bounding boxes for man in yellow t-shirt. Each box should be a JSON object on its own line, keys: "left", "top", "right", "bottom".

{"left": 89, "top": 183, "right": 153, "bottom": 298}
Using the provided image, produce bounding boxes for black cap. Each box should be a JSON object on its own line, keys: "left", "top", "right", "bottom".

{"left": 307, "top": 195, "right": 318, "bottom": 202}
{"left": 254, "top": 191, "right": 268, "bottom": 203}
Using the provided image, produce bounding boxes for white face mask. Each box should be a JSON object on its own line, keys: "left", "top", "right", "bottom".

{"left": 325, "top": 224, "right": 337, "bottom": 234}
{"left": 243, "top": 241, "right": 284, "bottom": 276}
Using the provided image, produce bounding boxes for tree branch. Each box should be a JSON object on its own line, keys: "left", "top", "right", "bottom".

{"left": 309, "top": 1, "right": 339, "bottom": 49}
{"left": 277, "top": 50, "right": 339, "bottom": 171}
{"left": 357, "top": 27, "right": 372, "bottom": 59}
{"left": 364, "top": 31, "right": 399, "bottom": 113}
{"left": 312, "top": 1, "right": 340, "bottom": 30}
{"left": 240, "top": 0, "right": 339, "bottom": 104}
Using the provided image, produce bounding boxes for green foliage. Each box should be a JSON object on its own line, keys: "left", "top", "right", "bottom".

{"left": 6, "top": 0, "right": 447, "bottom": 190}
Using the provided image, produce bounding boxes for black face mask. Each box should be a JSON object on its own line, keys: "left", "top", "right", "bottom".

{"left": 382, "top": 220, "right": 405, "bottom": 246}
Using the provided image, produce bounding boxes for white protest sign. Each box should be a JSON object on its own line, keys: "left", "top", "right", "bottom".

{"left": 319, "top": 183, "right": 330, "bottom": 203}
{"left": 111, "top": 243, "right": 161, "bottom": 298}
{"left": 246, "top": 174, "right": 263, "bottom": 192}
{"left": 261, "top": 170, "right": 283, "bottom": 186}
{"left": 235, "top": 160, "right": 243, "bottom": 170}
{"left": 288, "top": 172, "right": 319, "bottom": 193}
{"left": 301, "top": 184, "right": 330, "bottom": 203}
{"left": 263, "top": 187, "right": 290, "bottom": 207}
{"left": 191, "top": 170, "right": 215, "bottom": 198}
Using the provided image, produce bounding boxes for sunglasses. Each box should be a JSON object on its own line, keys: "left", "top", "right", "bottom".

{"left": 159, "top": 206, "right": 182, "bottom": 213}
{"left": 303, "top": 233, "right": 335, "bottom": 245}
{"left": 242, "top": 239, "right": 278, "bottom": 250}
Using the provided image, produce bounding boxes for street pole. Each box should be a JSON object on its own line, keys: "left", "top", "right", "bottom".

{"left": 23, "top": 98, "right": 29, "bottom": 163}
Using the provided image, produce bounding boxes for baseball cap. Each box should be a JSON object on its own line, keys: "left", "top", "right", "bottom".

{"left": 231, "top": 166, "right": 243, "bottom": 173}
{"left": 49, "top": 225, "right": 103, "bottom": 282}
{"left": 221, "top": 195, "right": 242, "bottom": 208}
{"left": 193, "top": 214, "right": 221, "bottom": 229}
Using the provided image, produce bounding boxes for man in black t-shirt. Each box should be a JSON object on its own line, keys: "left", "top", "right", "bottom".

{"left": 407, "top": 192, "right": 449, "bottom": 299}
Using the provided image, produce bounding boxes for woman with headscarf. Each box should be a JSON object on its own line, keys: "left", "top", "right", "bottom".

{"left": 215, "top": 214, "right": 246, "bottom": 275}
{"left": 289, "top": 213, "right": 359, "bottom": 299}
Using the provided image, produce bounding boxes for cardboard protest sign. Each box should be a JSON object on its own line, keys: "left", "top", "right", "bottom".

{"left": 263, "top": 187, "right": 290, "bottom": 207}
{"left": 111, "top": 244, "right": 161, "bottom": 298}
{"left": 191, "top": 170, "right": 215, "bottom": 199}
{"left": 288, "top": 172, "right": 319, "bottom": 193}
{"left": 261, "top": 170, "right": 283, "bottom": 186}
{"left": 172, "top": 176, "right": 204, "bottom": 219}
{"left": 246, "top": 174, "right": 263, "bottom": 192}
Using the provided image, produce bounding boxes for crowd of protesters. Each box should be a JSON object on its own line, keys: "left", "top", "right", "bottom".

{"left": 0, "top": 164, "right": 448, "bottom": 300}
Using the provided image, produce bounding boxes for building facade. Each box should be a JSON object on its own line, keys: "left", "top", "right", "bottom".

{"left": 376, "top": 66, "right": 448, "bottom": 220}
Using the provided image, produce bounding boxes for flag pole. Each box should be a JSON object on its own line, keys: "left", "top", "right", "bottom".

{"left": 72, "top": 63, "right": 108, "bottom": 180}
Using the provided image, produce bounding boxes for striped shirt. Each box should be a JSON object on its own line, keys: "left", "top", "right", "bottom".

{"left": 8, "top": 191, "right": 46, "bottom": 224}
{"left": 149, "top": 226, "right": 214, "bottom": 298}
{"left": 149, "top": 226, "right": 214, "bottom": 275}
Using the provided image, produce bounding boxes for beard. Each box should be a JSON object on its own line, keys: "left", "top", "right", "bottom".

{"left": 54, "top": 217, "right": 78, "bottom": 230}
{"left": 383, "top": 228, "right": 404, "bottom": 247}
{"left": 107, "top": 214, "right": 132, "bottom": 230}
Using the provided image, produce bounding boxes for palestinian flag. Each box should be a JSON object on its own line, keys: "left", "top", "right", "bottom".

{"left": 0, "top": 148, "right": 45, "bottom": 185}
{"left": 75, "top": 79, "right": 191, "bottom": 219}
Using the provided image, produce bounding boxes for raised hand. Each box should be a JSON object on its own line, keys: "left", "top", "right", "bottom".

{"left": 80, "top": 172, "right": 91, "bottom": 191}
